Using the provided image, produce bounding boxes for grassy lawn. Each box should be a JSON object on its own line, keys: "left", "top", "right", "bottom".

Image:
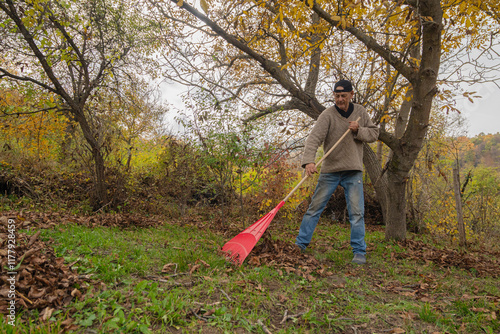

{"left": 1, "top": 214, "right": 499, "bottom": 333}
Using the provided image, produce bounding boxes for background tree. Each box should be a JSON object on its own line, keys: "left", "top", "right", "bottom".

{"left": 95, "top": 76, "right": 170, "bottom": 171}
{"left": 176, "top": 88, "right": 275, "bottom": 225}
{"left": 0, "top": 0, "right": 155, "bottom": 208}
{"left": 150, "top": 0, "right": 500, "bottom": 240}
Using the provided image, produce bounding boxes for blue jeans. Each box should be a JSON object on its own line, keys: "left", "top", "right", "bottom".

{"left": 295, "top": 171, "right": 366, "bottom": 255}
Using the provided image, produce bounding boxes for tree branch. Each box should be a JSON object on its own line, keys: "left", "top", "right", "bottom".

{"left": 378, "top": 129, "right": 399, "bottom": 153}
{"left": 0, "top": 0, "right": 73, "bottom": 106}
{"left": 243, "top": 97, "right": 309, "bottom": 123}
{"left": 0, "top": 68, "right": 57, "bottom": 94}
{"left": 47, "top": 13, "right": 89, "bottom": 88}
{"left": 304, "top": 13, "right": 322, "bottom": 96}
{"left": 308, "top": 1, "right": 417, "bottom": 83}
{"left": 0, "top": 105, "right": 69, "bottom": 117}
{"left": 167, "top": 0, "right": 325, "bottom": 118}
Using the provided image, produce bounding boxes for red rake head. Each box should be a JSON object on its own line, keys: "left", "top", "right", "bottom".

{"left": 221, "top": 201, "right": 285, "bottom": 266}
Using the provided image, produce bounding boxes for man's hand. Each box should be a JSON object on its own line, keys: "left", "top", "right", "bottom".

{"left": 305, "top": 163, "right": 317, "bottom": 177}
{"left": 349, "top": 121, "right": 359, "bottom": 134}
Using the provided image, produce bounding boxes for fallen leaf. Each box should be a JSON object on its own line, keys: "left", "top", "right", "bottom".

{"left": 197, "top": 259, "right": 210, "bottom": 267}
{"left": 234, "top": 280, "right": 247, "bottom": 287}
{"left": 71, "top": 288, "right": 82, "bottom": 300}
{"left": 400, "top": 291, "right": 417, "bottom": 297}
{"left": 40, "top": 307, "right": 55, "bottom": 321}
{"left": 0, "top": 216, "right": 8, "bottom": 225}
{"left": 399, "top": 311, "right": 417, "bottom": 320}
{"left": 277, "top": 294, "right": 287, "bottom": 303}
{"left": 28, "top": 230, "right": 41, "bottom": 247}
{"left": 248, "top": 256, "right": 260, "bottom": 266}
{"left": 204, "top": 309, "right": 215, "bottom": 317}
{"left": 306, "top": 274, "right": 316, "bottom": 282}
{"left": 28, "top": 287, "right": 46, "bottom": 299}
{"left": 161, "top": 263, "right": 177, "bottom": 273}
{"left": 189, "top": 264, "right": 201, "bottom": 275}
{"left": 471, "top": 307, "right": 489, "bottom": 313}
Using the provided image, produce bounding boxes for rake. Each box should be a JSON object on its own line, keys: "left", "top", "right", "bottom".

{"left": 221, "top": 117, "right": 360, "bottom": 265}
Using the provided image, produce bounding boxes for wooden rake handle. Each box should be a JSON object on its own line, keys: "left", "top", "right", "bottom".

{"left": 282, "top": 116, "right": 361, "bottom": 203}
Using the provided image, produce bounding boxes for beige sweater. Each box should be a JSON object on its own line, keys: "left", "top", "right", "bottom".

{"left": 301, "top": 104, "right": 379, "bottom": 173}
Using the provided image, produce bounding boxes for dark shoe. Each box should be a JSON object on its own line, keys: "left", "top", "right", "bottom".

{"left": 352, "top": 253, "right": 366, "bottom": 265}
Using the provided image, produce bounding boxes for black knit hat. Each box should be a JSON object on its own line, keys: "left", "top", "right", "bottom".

{"left": 334, "top": 79, "right": 353, "bottom": 93}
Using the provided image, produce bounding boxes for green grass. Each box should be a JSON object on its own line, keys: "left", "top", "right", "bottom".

{"left": 43, "top": 223, "right": 227, "bottom": 283}
{"left": 2, "top": 216, "right": 499, "bottom": 333}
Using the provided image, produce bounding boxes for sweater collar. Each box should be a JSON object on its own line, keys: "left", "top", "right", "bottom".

{"left": 335, "top": 103, "right": 354, "bottom": 119}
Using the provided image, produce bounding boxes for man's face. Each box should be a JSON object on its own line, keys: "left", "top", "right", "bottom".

{"left": 334, "top": 91, "right": 354, "bottom": 111}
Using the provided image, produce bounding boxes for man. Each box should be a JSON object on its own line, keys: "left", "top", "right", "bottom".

{"left": 295, "top": 79, "right": 379, "bottom": 265}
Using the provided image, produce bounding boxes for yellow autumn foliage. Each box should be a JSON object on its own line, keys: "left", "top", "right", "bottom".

{"left": 0, "top": 88, "right": 67, "bottom": 161}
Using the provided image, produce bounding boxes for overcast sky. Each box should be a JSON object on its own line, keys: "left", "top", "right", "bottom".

{"left": 459, "top": 82, "right": 500, "bottom": 136}
{"left": 162, "top": 81, "right": 499, "bottom": 137}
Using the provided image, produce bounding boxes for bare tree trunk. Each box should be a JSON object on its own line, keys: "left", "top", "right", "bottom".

{"left": 363, "top": 143, "right": 388, "bottom": 222}
{"left": 92, "top": 147, "right": 108, "bottom": 209}
{"left": 453, "top": 166, "right": 467, "bottom": 247}
{"left": 75, "top": 110, "right": 108, "bottom": 209}
{"left": 125, "top": 139, "right": 133, "bottom": 172}
{"left": 376, "top": 141, "right": 383, "bottom": 163}
{"left": 60, "top": 120, "right": 76, "bottom": 162}
{"left": 385, "top": 167, "right": 408, "bottom": 240}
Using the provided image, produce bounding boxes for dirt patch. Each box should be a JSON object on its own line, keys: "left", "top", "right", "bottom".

{"left": 396, "top": 239, "right": 500, "bottom": 277}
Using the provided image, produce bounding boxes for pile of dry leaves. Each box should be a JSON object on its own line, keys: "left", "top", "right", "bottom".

{"left": 0, "top": 214, "right": 85, "bottom": 328}
{"left": 0, "top": 211, "right": 163, "bottom": 229}
{"left": 396, "top": 239, "right": 500, "bottom": 277}
{"left": 247, "top": 236, "right": 334, "bottom": 281}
